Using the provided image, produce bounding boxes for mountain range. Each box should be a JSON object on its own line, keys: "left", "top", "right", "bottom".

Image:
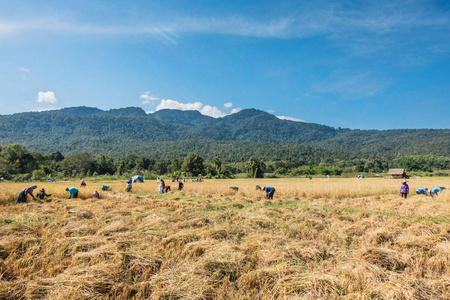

{"left": 0, "top": 106, "right": 448, "bottom": 161}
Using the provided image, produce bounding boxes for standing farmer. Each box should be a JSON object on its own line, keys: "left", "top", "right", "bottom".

{"left": 160, "top": 178, "right": 165, "bottom": 194}
{"left": 16, "top": 185, "right": 38, "bottom": 204}
{"left": 126, "top": 180, "right": 132, "bottom": 192}
{"left": 400, "top": 180, "right": 409, "bottom": 199}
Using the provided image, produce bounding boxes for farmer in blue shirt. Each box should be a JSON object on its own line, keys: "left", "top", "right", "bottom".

{"left": 415, "top": 187, "right": 428, "bottom": 195}
{"left": 263, "top": 187, "right": 276, "bottom": 199}
{"left": 65, "top": 187, "right": 79, "bottom": 199}
{"left": 429, "top": 187, "right": 445, "bottom": 198}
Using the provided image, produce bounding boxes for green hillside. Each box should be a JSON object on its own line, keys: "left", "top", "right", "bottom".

{"left": 0, "top": 106, "right": 448, "bottom": 160}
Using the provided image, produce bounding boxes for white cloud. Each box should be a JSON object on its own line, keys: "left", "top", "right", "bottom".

{"left": 277, "top": 116, "right": 305, "bottom": 123}
{"left": 140, "top": 91, "right": 160, "bottom": 104}
{"left": 223, "top": 102, "right": 233, "bottom": 108}
{"left": 37, "top": 91, "right": 57, "bottom": 103}
{"left": 201, "top": 105, "right": 227, "bottom": 118}
{"left": 230, "top": 108, "right": 242, "bottom": 114}
{"left": 29, "top": 107, "right": 61, "bottom": 112}
{"left": 268, "top": 110, "right": 275, "bottom": 113}
{"left": 19, "top": 67, "right": 30, "bottom": 73}
{"left": 155, "top": 99, "right": 226, "bottom": 118}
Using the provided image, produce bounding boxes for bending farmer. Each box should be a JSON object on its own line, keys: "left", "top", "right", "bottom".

{"left": 65, "top": 187, "right": 79, "bottom": 199}
{"left": 36, "top": 188, "right": 52, "bottom": 200}
{"left": 16, "top": 185, "right": 38, "bottom": 204}
{"left": 263, "top": 187, "right": 276, "bottom": 200}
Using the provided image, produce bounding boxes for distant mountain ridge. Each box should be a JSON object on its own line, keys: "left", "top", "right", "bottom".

{"left": 0, "top": 106, "right": 448, "bottom": 160}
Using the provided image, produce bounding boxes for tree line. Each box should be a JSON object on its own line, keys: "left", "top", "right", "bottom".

{"left": 0, "top": 144, "right": 449, "bottom": 182}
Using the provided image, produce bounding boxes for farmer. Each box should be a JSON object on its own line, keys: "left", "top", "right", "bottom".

{"left": 416, "top": 187, "right": 428, "bottom": 195}
{"left": 164, "top": 185, "right": 171, "bottom": 193}
{"left": 263, "top": 186, "right": 276, "bottom": 200}
{"left": 101, "top": 185, "right": 109, "bottom": 191}
{"left": 80, "top": 179, "right": 86, "bottom": 187}
{"left": 36, "top": 188, "right": 52, "bottom": 200}
{"left": 65, "top": 187, "right": 79, "bottom": 199}
{"left": 400, "top": 180, "right": 409, "bottom": 199}
{"left": 429, "top": 187, "right": 446, "bottom": 198}
{"left": 16, "top": 185, "right": 37, "bottom": 204}
{"left": 93, "top": 190, "right": 100, "bottom": 199}
{"left": 159, "top": 178, "right": 165, "bottom": 194}
{"left": 126, "top": 180, "right": 132, "bottom": 192}
{"left": 178, "top": 181, "right": 184, "bottom": 191}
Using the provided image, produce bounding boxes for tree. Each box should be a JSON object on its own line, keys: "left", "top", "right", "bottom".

{"left": 168, "top": 158, "right": 182, "bottom": 174}
{"left": 49, "top": 151, "right": 64, "bottom": 162}
{"left": 135, "top": 158, "right": 144, "bottom": 174}
{"left": 182, "top": 152, "right": 204, "bottom": 176}
{"left": 0, "top": 144, "right": 36, "bottom": 179}
{"left": 59, "top": 153, "right": 96, "bottom": 176}
{"left": 213, "top": 157, "right": 222, "bottom": 174}
{"left": 155, "top": 160, "right": 169, "bottom": 175}
{"left": 245, "top": 157, "right": 264, "bottom": 178}
{"left": 96, "top": 154, "right": 115, "bottom": 175}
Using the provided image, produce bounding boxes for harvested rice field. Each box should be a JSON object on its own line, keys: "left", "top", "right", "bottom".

{"left": 0, "top": 177, "right": 449, "bottom": 299}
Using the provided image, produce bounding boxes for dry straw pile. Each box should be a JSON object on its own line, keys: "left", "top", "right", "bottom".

{"left": 0, "top": 177, "right": 449, "bottom": 299}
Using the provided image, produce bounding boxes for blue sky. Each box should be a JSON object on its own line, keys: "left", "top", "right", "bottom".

{"left": 0, "top": 0, "right": 449, "bottom": 129}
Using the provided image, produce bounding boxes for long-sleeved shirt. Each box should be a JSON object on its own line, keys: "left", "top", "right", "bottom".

{"left": 264, "top": 187, "right": 274, "bottom": 195}
{"left": 416, "top": 188, "right": 428, "bottom": 195}
{"left": 429, "top": 187, "right": 443, "bottom": 195}
{"left": 68, "top": 187, "right": 78, "bottom": 197}
{"left": 21, "top": 185, "right": 37, "bottom": 195}
{"left": 400, "top": 184, "right": 409, "bottom": 194}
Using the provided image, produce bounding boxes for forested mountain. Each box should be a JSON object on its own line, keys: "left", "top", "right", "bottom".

{"left": 0, "top": 106, "right": 448, "bottom": 160}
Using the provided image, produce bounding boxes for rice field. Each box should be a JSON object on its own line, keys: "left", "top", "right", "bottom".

{"left": 0, "top": 177, "right": 449, "bottom": 299}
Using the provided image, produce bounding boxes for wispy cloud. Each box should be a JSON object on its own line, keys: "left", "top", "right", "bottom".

{"left": 277, "top": 116, "right": 305, "bottom": 122}
{"left": 140, "top": 91, "right": 160, "bottom": 104}
{"left": 314, "top": 71, "right": 391, "bottom": 98}
{"left": 19, "top": 67, "right": 30, "bottom": 73}
{"left": 1, "top": 1, "right": 447, "bottom": 43}
{"left": 37, "top": 91, "right": 57, "bottom": 103}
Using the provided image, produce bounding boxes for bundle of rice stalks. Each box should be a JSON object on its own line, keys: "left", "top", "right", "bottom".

{"left": 0, "top": 281, "right": 26, "bottom": 300}
{"left": 284, "top": 242, "right": 333, "bottom": 265}
{"left": 236, "top": 267, "right": 279, "bottom": 291}
{"left": 62, "top": 220, "right": 98, "bottom": 237}
{"left": 367, "top": 227, "right": 401, "bottom": 246}
{"left": 24, "top": 279, "right": 54, "bottom": 299}
{"left": 374, "top": 279, "right": 444, "bottom": 300}
{"left": 246, "top": 216, "right": 276, "bottom": 230}
{"left": 161, "top": 232, "right": 201, "bottom": 249}
{"left": 67, "top": 208, "right": 94, "bottom": 220}
{"left": 359, "top": 247, "right": 407, "bottom": 271}
{"left": 175, "top": 216, "right": 214, "bottom": 229}
{"left": 97, "top": 220, "right": 129, "bottom": 236}
{"left": 120, "top": 253, "right": 162, "bottom": 282}
{"left": 73, "top": 244, "right": 119, "bottom": 267}
{"left": 273, "top": 273, "right": 344, "bottom": 298}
